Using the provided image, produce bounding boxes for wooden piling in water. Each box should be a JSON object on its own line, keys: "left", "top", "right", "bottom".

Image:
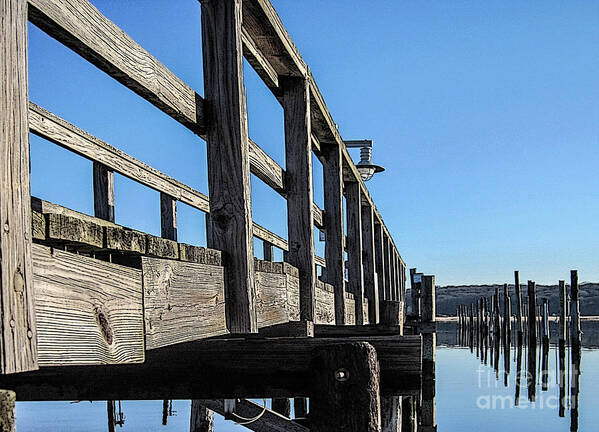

{"left": 515, "top": 271, "right": 523, "bottom": 345}
{"left": 542, "top": 298, "right": 549, "bottom": 351}
{"left": 570, "top": 270, "right": 582, "bottom": 364}
{"left": 419, "top": 275, "right": 436, "bottom": 432}
{"left": 527, "top": 280, "right": 537, "bottom": 402}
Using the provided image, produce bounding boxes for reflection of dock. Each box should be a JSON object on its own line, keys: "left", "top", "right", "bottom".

{"left": 456, "top": 270, "right": 583, "bottom": 431}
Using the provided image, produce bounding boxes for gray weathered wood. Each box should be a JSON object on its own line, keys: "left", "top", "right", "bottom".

{"left": 311, "top": 342, "right": 381, "bottom": 432}
{"left": 32, "top": 244, "right": 144, "bottom": 365}
{"left": 29, "top": 103, "right": 210, "bottom": 212}
{"left": 160, "top": 193, "right": 177, "bottom": 241}
{"left": 28, "top": 0, "right": 207, "bottom": 134}
{"left": 93, "top": 162, "right": 114, "bottom": 222}
{"left": 381, "top": 396, "right": 401, "bottom": 432}
{"left": 0, "top": 390, "right": 15, "bottom": 432}
{"left": 272, "top": 398, "right": 291, "bottom": 418}
{"left": 190, "top": 400, "right": 213, "bottom": 432}
{"left": 255, "top": 269, "right": 300, "bottom": 327}
{"left": 383, "top": 234, "right": 392, "bottom": 302}
{"left": 201, "top": 0, "right": 256, "bottom": 334}
{"left": 570, "top": 270, "right": 581, "bottom": 355}
{"left": 321, "top": 143, "right": 346, "bottom": 324}
{"left": 346, "top": 181, "right": 364, "bottom": 324}
{"left": 559, "top": 280, "right": 566, "bottom": 342}
{"left": 241, "top": 26, "right": 279, "bottom": 90}
{"left": 146, "top": 234, "right": 178, "bottom": 259}
{"left": 32, "top": 211, "right": 46, "bottom": 241}
{"left": 249, "top": 138, "right": 285, "bottom": 193}
{"left": 361, "top": 204, "right": 379, "bottom": 324}
{"left": 283, "top": 76, "right": 315, "bottom": 322}
{"left": 142, "top": 257, "right": 227, "bottom": 350}
{"left": 315, "top": 280, "right": 336, "bottom": 325}
{"left": 0, "top": 0, "right": 37, "bottom": 374}
{"left": 45, "top": 213, "right": 103, "bottom": 249}
{"left": 374, "top": 223, "right": 386, "bottom": 305}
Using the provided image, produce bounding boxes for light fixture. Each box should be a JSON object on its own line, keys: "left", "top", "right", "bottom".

{"left": 343, "top": 140, "right": 385, "bottom": 182}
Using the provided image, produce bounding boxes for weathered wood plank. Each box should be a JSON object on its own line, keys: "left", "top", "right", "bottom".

{"left": 241, "top": 0, "right": 307, "bottom": 78}
{"left": 374, "top": 222, "right": 386, "bottom": 305}
{"left": 311, "top": 343, "right": 381, "bottom": 432}
{"left": 32, "top": 210, "right": 46, "bottom": 241}
{"left": 142, "top": 257, "right": 227, "bottom": 350}
{"left": 2, "top": 335, "right": 422, "bottom": 400}
{"left": 0, "top": 390, "right": 15, "bottom": 432}
{"left": 241, "top": 26, "right": 279, "bottom": 91}
{"left": 253, "top": 223, "right": 288, "bottom": 252}
{"left": 29, "top": 104, "right": 211, "bottom": 212}
{"left": 160, "top": 193, "right": 177, "bottom": 241}
{"left": 346, "top": 181, "right": 364, "bottom": 324}
{"left": 93, "top": 162, "right": 114, "bottom": 222}
{"left": 321, "top": 143, "right": 346, "bottom": 324}
{"left": 105, "top": 226, "right": 146, "bottom": 254}
{"left": 255, "top": 271, "right": 299, "bottom": 328}
{"left": 283, "top": 77, "right": 315, "bottom": 322}
{"left": 28, "top": 0, "right": 206, "bottom": 134}
{"left": 32, "top": 244, "right": 143, "bottom": 365}
{"left": 315, "top": 280, "right": 335, "bottom": 325}
{"left": 179, "top": 243, "right": 221, "bottom": 266}
{"left": 200, "top": 399, "right": 308, "bottom": 432}
{"left": 383, "top": 233, "right": 392, "bottom": 301}
{"left": 249, "top": 138, "right": 285, "bottom": 193}
{"left": 361, "top": 204, "right": 378, "bottom": 324}
{"left": 45, "top": 213, "right": 103, "bottom": 249}
{"left": 145, "top": 234, "right": 178, "bottom": 259}
{"left": 201, "top": 0, "right": 256, "bottom": 333}
{"left": 0, "top": 0, "right": 38, "bottom": 374}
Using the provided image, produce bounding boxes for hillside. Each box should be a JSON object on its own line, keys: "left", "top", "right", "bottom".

{"left": 410, "top": 283, "right": 599, "bottom": 316}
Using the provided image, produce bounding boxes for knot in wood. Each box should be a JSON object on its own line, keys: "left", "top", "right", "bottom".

{"left": 94, "top": 307, "right": 114, "bottom": 345}
{"left": 13, "top": 267, "right": 24, "bottom": 293}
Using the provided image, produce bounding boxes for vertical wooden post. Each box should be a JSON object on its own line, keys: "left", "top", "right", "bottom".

{"left": 361, "top": 204, "right": 379, "bottom": 324}
{"left": 346, "top": 181, "right": 364, "bottom": 324}
{"left": 283, "top": 76, "right": 316, "bottom": 322}
{"left": 383, "top": 234, "right": 391, "bottom": 302}
{"left": 401, "top": 397, "right": 416, "bottom": 432}
{"left": 294, "top": 397, "right": 308, "bottom": 419}
{"left": 0, "top": 0, "right": 37, "bottom": 374}
{"left": 381, "top": 396, "right": 401, "bottom": 432}
{"left": 322, "top": 143, "right": 346, "bottom": 324}
{"left": 559, "top": 280, "right": 566, "bottom": 343}
{"left": 527, "top": 281, "right": 537, "bottom": 346}
{"left": 0, "top": 391, "right": 15, "bottom": 432}
{"left": 93, "top": 162, "right": 115, "bottom": 222}
{"left": 107, "top": 400, "right": 116, "bottom": 432}
{"left": 374, "top": 223, "right": 386, "bottom": 306}
{"left": 515, "top": 270, "right": 523, "bottom": 344}
{"left": 201, "top": 0, "right": 256, "bottom": 333}
{"left": 570, "top": 270, "right": 581, "bottom": 361}
{"left": 420, "top": 275, "right": 436, "bottom": 432}
{"left": 190, "top": 400, "right": 213, "bottom": 432}
{"left": 388, "top": 242, "right": 396, "bottom": 302}
{"left": 262, "top": 240, "right": 274, "bottom": 262}
{"left": 160, "top": 192, "right": 177, "bottom": 241}
{"left": 542, "top": 298, "right": 549, "bottom": 349}
{"left": 311, "top": 342, "right": 381, "bottom": 432}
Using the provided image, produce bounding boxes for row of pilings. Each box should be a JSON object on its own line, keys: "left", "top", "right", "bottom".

{"left": 457, "top": 270, "right": 582, "bottom": 431}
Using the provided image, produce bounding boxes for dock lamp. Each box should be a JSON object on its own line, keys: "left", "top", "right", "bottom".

{"left": 343, "top": 140, "right": 385, "bottom": 182}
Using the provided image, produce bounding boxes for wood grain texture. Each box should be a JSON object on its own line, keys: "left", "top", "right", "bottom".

{"left": 383, "top": 234, "right": 392, "bottom": 302}
{"left": 31, "top": 211, "right": 46, "bottom": 241}
{"left": 374, "top": 223, "right": 386, "bottom": 306}
{"left": 255, "top": 271, "right": 294, "bottom": 328}
{"left": 199, "top": 399, "right": 308, "bottom": 432}
{"left": 361, "top": 204, "right": 378, "bottom": 324}
{"left": 179, "top": 243, "right": 221, "bottom": 266}
{"left": 160, "top": 193, "right": 177, "bottom": 241}
{"left": 142, "top": 257, "right": 227, "bottom": 350}
{"left": 345, "top": 181, "right": 364, "bottom": 325}
{"left": 29, "top": 103, "right": 210, "bottom": 212}
{"left": 32, "top": 244, "right": 144, "bottom": 365}
{"left": 310, "top": 343, "right": 381, "bottom": 432}
{"left": 146, "top": 234, "right": 178, "bottom": 259}
{"left": 0, "top": 0, "right": 38, "bottom": 374}
{"left": 249, "top": 138, "right": 285, "bottom": 193}
{"left": 105, "top": 226, "right": 146, "bottom": 254}
{"left": 46, "top": 213, "right": 103, "bottom": 249}
{"left": 241, "top": 27, "right": 279, "bottom": 91}
{"left": 262, "top": 240, "right": 274, "bottom": 261}
{"left": 321, "top": 143, "right": 346, "bottom": 324}
{"left": 201, "top": 0, "right": 256, "bottom": 333}
{"left": 315, "top": 280, "right": 335, "bottom": 325}
{"left": 252, "top": 221, "right": 287, "bottom": 252}
{"left": 3, "top": 335, "right": 422, "bottom": 400}
{"left": 283, "top": 77, "right": 315, "bottom": 322}
{"left": 28, "top": 0, "right": 206, "bottom": 134}
{"left": 93, "top": 162, "right": 114, "bottom": 222}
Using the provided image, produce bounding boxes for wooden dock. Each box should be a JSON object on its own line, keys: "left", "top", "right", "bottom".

{"left": 0, "top": 0, "right": 437, "bottom": 431}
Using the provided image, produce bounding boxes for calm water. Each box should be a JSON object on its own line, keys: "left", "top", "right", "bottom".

{"left": 16, "top": 346, "right": 599, "bottom": 431}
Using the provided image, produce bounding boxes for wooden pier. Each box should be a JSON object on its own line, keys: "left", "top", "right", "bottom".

{"left": 0, "top": 0, "right": 436, "bottom": 431}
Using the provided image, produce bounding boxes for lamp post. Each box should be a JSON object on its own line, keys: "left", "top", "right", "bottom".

{"left": 343, "top": 140, "right": 385, "bottom": 181}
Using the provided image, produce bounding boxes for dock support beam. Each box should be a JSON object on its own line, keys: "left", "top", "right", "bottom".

{"left": 311, "top": 342, "right": 381, "bottom": 432}
{"left": 0, "top": 390, "right": 15, "bottom": 432}
{"left": 190, "top": 400, "right": 213, "bottom": 432}
{"left": 346, "top": 181, "right": 365, "bottom": 324}
{"left": 420, "top": 275, "right": 436, "bottom": 432}
{"left": 0, "top": 0, "right": 38, "bottom": 374}
{"left": 201, "top": 0, "right": 257, "bottom": 333}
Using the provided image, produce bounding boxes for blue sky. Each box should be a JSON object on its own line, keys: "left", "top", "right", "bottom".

{"left": 27, "top": 0, "right": 599, "bottom": 286}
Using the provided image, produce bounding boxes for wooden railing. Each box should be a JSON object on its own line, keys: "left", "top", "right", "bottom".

{"left": 1, "top": 0, "right": 406, "bottom": 373}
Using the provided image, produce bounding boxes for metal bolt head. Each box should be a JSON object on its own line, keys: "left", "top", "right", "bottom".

{"left": 335, "top": 368, "right": 350, "bottom": 382}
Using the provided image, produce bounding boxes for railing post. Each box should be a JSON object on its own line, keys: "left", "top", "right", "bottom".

{"left": 345, "top": 181, "right": 364, "bottom": 324}
{"left": 361, "top": 203, "right": 379, "bottom": 324}
{"left": 383, "top": 233, "right": 391, "bottom": 301}
{"left": 201, "top": 0, "right": 257, "bottom": 333}
{"left": 93, "top": 162, "right": 115, "bottom": 222}
{"left": 0, "top": 0, "right": 38, "bottom": 373}
{"left": 160, "top": 192, "right": 177, "bottom": 241}
{"left": 282, "top": 76, "right": 315, "bottom": 322}
{"left": 262, "top": 240, "right": 274, "bottom": 261}
{"left": 374, "top": 222, "right": 386, "bottom": 310}
{"left": 321, "top": 143, "right": 345, "bottom": 324}
{"left": 389, "top": 243, "right": 396, "bottom": 301}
